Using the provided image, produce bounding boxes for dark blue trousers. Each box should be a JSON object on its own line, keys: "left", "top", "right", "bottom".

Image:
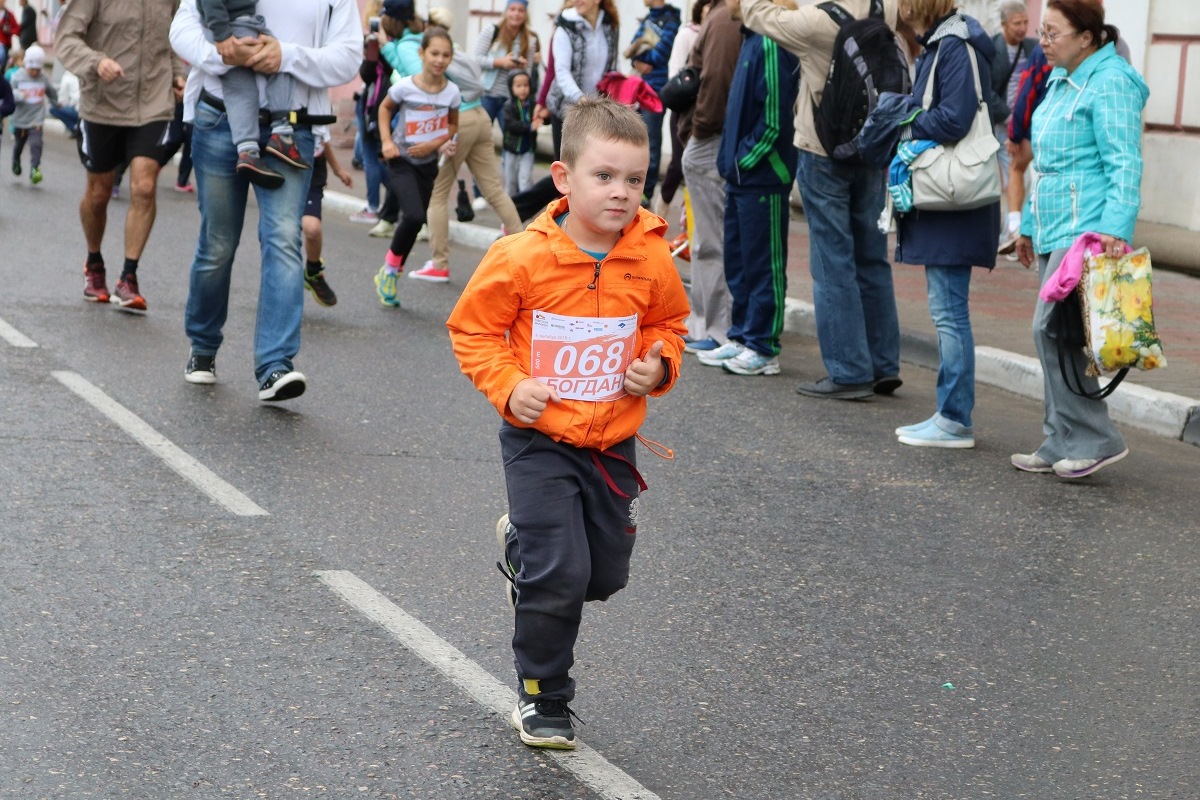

{"left": 723, "top": 188, "right": 791, "bottom": 356}
{"left": 499, "top": 423, "right": 641, "bottom": 703}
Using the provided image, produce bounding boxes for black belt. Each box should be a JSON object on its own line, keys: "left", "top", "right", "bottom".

{"left": 199, "top": 89, "right": 337, "bottom": 126}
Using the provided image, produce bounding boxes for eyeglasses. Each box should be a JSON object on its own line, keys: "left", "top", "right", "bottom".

{"left": 1037, "top": 27, "right": 1078, "bottom": 44}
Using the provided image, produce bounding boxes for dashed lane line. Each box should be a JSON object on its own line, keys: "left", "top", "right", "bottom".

{"left": 52, "top": 370, "right": 269, "bottom": 517}
{"left": 0, "top": 317, "right": 38, "bottom": 348}
{"left": 314, "top": 569, "right": 663, "bottom": 800}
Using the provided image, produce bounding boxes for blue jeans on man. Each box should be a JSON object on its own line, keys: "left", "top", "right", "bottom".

{"left": 185, "top": 100, "right": 314, "bottom": 383}
{"left": 795, "top": 150, "right": 900, "bottom": 386}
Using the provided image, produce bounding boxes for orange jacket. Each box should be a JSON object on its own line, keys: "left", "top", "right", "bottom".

{"left": 447, "top": 197, "right": 690, "bottom": 451}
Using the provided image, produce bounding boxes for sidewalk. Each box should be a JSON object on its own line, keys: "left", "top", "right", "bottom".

{"left": 321, "top": 155, "right": 1200, "bottom": 447}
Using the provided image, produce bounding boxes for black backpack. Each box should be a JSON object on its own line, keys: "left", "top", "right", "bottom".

{"left": 813, "top": 0, "right": 912, "bottom": 163}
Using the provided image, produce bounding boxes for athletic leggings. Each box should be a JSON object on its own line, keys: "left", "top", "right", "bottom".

{"left": 384, "top": 156, "right": 438, "bottom": 263}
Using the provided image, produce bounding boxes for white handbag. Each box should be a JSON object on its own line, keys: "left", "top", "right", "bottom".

{"left": 908, "top": 39, "right": 1001, "bottom": 211}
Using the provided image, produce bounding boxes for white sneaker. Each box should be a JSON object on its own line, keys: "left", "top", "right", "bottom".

{"left": 349, "top": 207, "right": 378, "bottom": 224}
{"left": 723, "top": 348, "right": 780, "bottom": 376}
{"left": 367, "top": 219, "right": 395, "bottom": 238}
{"left": 697, "top": 341, "right": 744, "bottom": 367}
{"left": 472, "top": 196, "right": 488, "bottom": 212}
{"left": 416, "top": 223, "right": 429, "bottom": 241}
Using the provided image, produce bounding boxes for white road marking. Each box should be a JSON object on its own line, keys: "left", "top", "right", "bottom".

{"left": 0, "top": 317, "right": 38, "bottom": 348}
{"left": 315, "top": 569, "right": 663, "bottom": 800}
{"left": 52, "top": 370, "right": 269, "bottom": 517}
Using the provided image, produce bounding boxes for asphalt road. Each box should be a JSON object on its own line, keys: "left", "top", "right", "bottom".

{"left": 1, "top": 134, "right": 1198, "bottom": 800}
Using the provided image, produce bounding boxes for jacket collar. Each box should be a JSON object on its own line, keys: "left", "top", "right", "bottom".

{"left": 527, "top": 196, "right": 668, "bottom": 264}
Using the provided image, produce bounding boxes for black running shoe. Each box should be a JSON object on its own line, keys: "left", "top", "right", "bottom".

{"left": 258, "top": 369, "right": 306, "bottom": 401}
{"left": 304, "top": 261, "right": 338, "bottom": 306}
{"left": 185, "top": 353, "right": 217, "bottom": 385}
{"left": 511, "top": 697, "right": 577, "bottom": 750}
{"left": 236, "top": 151, "right": 285, "bottom": 189}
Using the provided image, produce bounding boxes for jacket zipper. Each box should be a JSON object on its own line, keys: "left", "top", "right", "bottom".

{"left": 1070, "top": 182, "right": 1079, "bottom": 234}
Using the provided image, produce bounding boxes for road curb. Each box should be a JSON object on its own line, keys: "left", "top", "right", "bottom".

{"left": 783, "top": 297, "right": 1200, "bottom": 445}
{"left": 323, "top": 190, "right": 503, "bottom": 252}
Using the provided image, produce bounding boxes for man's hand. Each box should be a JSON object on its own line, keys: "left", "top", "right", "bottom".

{"left": 1016, "top": 235, "right": 1035, "bottom": 269}
{"left": 508, "top": 378, "right": 561, "bottom": 424}
{"left": 97, "top": 57, "right": 124, "bottom": 82}
{"left": 245, "top": 35, "right": 283, "bottom": 75}
{"left": 219, "top": 35, "right": 263, "bottom": 67}
{"left": 624, "top": 340, "right": 666, "bottom": 396}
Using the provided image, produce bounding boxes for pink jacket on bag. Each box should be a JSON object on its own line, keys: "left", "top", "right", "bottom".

{"left": 1040, "top": 232, "right": 1132, "bottom": 302}
{"left": 596, "top": 71, "right": 663, "bottom": 113}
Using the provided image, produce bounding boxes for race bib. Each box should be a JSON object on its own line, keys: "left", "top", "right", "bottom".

{"left": 404, "top": 105, "right": 448, "bottom": 144}
{"left": 530, "top": 311, "right": 637, "bottom": 402}
{"left": 17, "top": 81, "right": 45, "bottom": 105}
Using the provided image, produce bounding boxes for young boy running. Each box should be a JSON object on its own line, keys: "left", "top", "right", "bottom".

{"left": 8, "top": 44, "right": 56, "bottom": 184}
{"left": 447, "top": 96, "right": 689, "bottom": 750}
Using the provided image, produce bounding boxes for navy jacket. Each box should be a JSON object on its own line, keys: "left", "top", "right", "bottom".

{"left": 628, "top": 4, "right": 682, "bottom": 92}
{"left": 896, "top": 12, "right": 1000, "bottom": 268}
{"left": 0, "top": 74, "right": 14, "bottom": 119}
{"left": 717, "top": 29, "right": 799, "bottom": 193}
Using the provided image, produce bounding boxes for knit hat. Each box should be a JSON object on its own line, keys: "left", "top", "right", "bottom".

{"left": 381, "top": 0, "right": 415, "bottom": 23}
{"left": 23, "top": 45, "right": 45, "bottom": 70}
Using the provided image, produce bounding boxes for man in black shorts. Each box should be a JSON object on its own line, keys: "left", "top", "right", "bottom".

{"left": 56, "top": 0, "right": 185, "bottom": 310}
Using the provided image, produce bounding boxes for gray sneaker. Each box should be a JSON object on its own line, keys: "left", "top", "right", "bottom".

{"left": 796, "top": 376, "right": 874, "bottom": 400}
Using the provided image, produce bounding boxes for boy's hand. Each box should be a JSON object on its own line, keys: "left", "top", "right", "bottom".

{"left": 624, "top": 340, "right": 666, "bottom": 397}
{"left": 508, "top": 378, "right": 561, "bottom": 424}
{"left": 215, "top": 36, "right": 239, "bottom": 60}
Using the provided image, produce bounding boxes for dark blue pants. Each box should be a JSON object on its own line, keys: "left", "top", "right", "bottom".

{"left": 723, "top": 188, "right": 790, "bottom": 357}
{"left": 499, "top": 423, "right": 641, "bottom": 702}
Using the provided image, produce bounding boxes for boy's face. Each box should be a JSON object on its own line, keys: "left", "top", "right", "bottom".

{"left": 512, "top": 75, "right": 530, "bottom": 100}
{"left": 551, "top": 137, "right": 648, "bottom": 243}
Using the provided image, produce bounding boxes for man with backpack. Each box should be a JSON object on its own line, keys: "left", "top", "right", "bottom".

{"left": 741, "top": 0, "right": 906, "bottom": 400}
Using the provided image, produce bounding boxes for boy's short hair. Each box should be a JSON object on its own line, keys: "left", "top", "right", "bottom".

{"left": 559, "top": 96, "right": 649, "bottom": 167}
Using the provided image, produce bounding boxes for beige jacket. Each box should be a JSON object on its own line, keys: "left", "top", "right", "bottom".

{"left": 55, "top": 0, "right": 184, "bottom": 126}
{"left": 740, "top": 0, "right": 899, "bottom": 157}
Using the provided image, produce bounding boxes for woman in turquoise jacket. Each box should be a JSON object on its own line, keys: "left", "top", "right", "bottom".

{"left": 1013, "top": 0, "right": 1149, "bottom": 479}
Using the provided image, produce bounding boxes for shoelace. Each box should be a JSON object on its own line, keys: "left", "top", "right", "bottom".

{"left": 535, "top": 699, "right": 586, "bottom": 727}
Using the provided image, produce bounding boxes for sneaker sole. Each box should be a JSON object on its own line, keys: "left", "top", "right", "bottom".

{"left": 237, "top": 164, "right": 285, "bottom": 190}
{"left": 510, "top": 705, "right": 575, "bottom": 750}
{"left": 1053, "top": 448, "right": 1129, "bottom": 478}
{"left": 259, "top": 373, "right": 307, "bottom": 402}
{"left": 185, "top": 371, "right": 217, "bottom": 385}
{"left": 897, "top": 434, "right": 976, "bottom": 449}
{"left": 796, "top": 387, "right": 874, "bottom": 400}
{"left": 264, "top": 146, "right": 309, "bottom": 170}
{"left": 408, "top": 272, "right": 450, "bottom": 283}
{"left": 83, "top": 294, "right": 110, "bottom": 303}
{"left": 1011, "top": 458, "right": 1053, "bottom": 474}
{"left": 111, "top": 297, "right": 148, "bottom": 312}
{"left": 697, "top": 354, "right": 739, "bottom": 367}
{"left": 723, "top": 361, "right": 780, "bottom": 376}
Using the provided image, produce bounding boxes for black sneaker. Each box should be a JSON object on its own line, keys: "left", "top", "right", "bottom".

{"left": 511, "top": 697, "right": 577, "bottom": 750}
{"left": 236, "top": 151, "right": 285, "bottom": 189}
{"left": 258, "top": 369, "right": 306, "bottom": 402}
{"left": 304, "top": 261, "right": 338, "bottom": 306}
{"left": 185, "top": 353, "right": 217, "bottom": 385}
{"left": 496, "top": 514, "right": 517, "bottom": 610}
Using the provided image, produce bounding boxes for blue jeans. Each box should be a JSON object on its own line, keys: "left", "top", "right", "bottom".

{"left": 49, "top": 105, "right": 81, "bottom": 135}
{"left": 640, "top": 108, "right": 664, "bottom": 201}
{"left": 481, "top": 94, "right": 507, "bottom": 122}
{"left": 360, "top": 132, "right": 386, "bottom": 212}
{"left": 925, "top": 265, "right": 975, "bottom": 432}
{"left": 795, "top": 150, "right": 900, "bottom": 385}
{"left": 185, "top": 101, "right": 314, "bottom": 383}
